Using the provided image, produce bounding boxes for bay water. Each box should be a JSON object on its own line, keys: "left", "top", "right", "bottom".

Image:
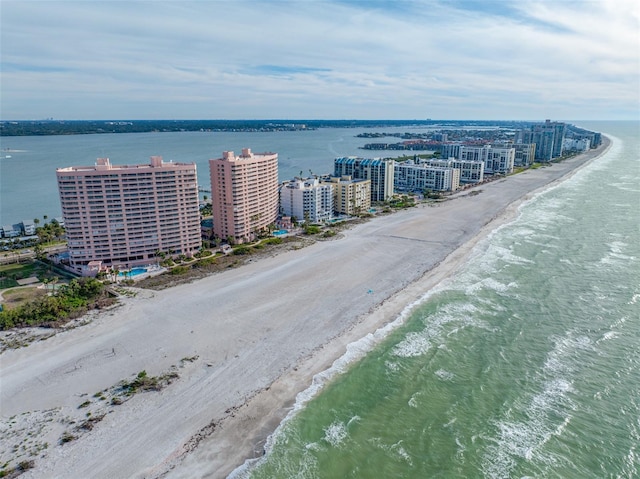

{"left": 232, "top": 121, "right": 639, "bottom": 478}
{"left": 0, "top": 126, "right": 421, "bottom": 224}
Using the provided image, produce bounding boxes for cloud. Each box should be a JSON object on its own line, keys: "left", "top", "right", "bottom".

{"left": 1, "top": 0, "right": 638, "bottom": 120}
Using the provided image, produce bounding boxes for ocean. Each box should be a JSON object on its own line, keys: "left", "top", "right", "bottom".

{"left": 2, "top": 121, "right": 637, "bottom": 478}
{"left": 227, "top": 121, "right": 639, "bottom": 478}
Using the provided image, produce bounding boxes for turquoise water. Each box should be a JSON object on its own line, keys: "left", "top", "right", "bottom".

{"left": 118, "top": 267, "right": 147, "bottom": 277}
{"left": 236, "top": 122, "right": 639, "bottom": 478}
{"left": 273, "top": 230, "right": 289, "bottom": 236}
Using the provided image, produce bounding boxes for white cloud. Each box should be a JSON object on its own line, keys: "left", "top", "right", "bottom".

{"left": 1, "top": 0, "right": 638, "bottom": 119}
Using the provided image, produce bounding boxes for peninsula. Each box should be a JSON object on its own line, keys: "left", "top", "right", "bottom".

{"left": 0, "top": 137, "right": 610, "bottom": 479}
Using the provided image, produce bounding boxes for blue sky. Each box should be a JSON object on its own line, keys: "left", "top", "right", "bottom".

{"left": 1, "top": 0, "right": 638, "bottom": 120}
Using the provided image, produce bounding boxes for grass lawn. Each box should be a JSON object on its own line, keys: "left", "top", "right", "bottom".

{"left": 1, "top": 286, "right": 47, "bottom": 310}
{"left": 0, "top": 261, "right": 68, "bottom": 289}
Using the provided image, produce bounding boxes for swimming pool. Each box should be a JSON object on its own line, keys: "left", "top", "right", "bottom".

{"left": 118, "top": 267, "right": 147, "bottom": 277}
{"left": 272, "top": 230, "right": 288, "bottom": 236}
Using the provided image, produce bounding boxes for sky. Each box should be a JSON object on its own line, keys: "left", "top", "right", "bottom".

{"left": 1, "top": 0, "right": 638, "bottom": 121}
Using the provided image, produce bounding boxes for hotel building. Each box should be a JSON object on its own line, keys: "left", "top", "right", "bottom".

{"left": 209, "top": 148, "right": 279, "bottom": 243}
{"left": 280, "top": 178, "right": 334, "bottom": 223}
{"left": 333, "top": 157, "right": 395, "bottom": 202}
{"left": 56, "top": 156, "right": 201, "bottom": 275}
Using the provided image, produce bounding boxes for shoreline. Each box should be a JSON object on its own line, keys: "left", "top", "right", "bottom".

{"left": 0, "top": 139, "right": 610, "bottom": 479}
{"left": 212, "top": 140, "right": 613, "bottom": 478}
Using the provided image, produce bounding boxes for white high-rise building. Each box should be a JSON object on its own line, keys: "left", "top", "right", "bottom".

{"left": 459, "top": 145, "right": 514, "bottom": 175}
{"left": 422, "top": 158, "right": 485, "bottom": 184}
{"left": 280, "top": 178, "right": 334, "bottom": 223}
{"left": 394, "top": 161, "right": 460, "bottom": 192}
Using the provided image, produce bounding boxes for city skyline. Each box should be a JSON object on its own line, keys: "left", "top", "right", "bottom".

{"left": 1, "top": 0, "right": 638, "bottom": 121}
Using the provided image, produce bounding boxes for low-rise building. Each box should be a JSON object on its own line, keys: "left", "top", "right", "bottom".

{"left": 22, "top": 220, "right": 36, "bottom": 236}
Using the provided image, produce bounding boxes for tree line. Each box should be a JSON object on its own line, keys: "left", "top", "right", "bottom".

{"left": 0, "top": 277, "right": 114, "bottom": 330}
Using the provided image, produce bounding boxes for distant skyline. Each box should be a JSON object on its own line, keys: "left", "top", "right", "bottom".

{"left": 1, "top": 0, "right": 638, "bottom": 121}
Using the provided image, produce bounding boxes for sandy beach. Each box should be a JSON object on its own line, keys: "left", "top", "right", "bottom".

{"left": 0, "top": 139, "right": 609, "bottom": 479}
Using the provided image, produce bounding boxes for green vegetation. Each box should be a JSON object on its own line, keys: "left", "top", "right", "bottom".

{"left": 261, "top": 237, "right": 283, "bottom": 246}
{"left": 387, "top": 195, "right": 417, "bottom": 209}
{"left": 0, "top": 261, "right": 63, "bottom": 290}
{"left": 0, "top": 278, "right": 114, "bottom": 330}
{"left": 117, "top": 370, "right": 179, "bottom": 396}
{"left": 168, "top": 265, "right": 190, "bottom": 275}
{"left": 303, "top": 225, "right": 322, "bottom": 235}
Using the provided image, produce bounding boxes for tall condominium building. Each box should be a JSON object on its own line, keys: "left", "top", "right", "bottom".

{"left": 333, "top": 157, "right": 395, "bottom": 202}
{"left": 324, "top": 176, "right": 371, "bottom": 215}
{"left": 422, "top": 159, "right": 485, "bottom": 184}
{"left": 57, "top": 156, "right": 201, "bottom": 275}
{"left": 280, "top": 177, "right": 334, "bottom": 223}
{"left": 516, "top": 120, "right": 566, "bottom": 161}
{"left": 209, "top": 148, "right": 279, "bottom": 244}
{"left": 394, "top": 161, "right": 460, "bottom": 192}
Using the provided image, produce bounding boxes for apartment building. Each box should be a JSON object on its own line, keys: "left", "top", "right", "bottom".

{"left": 324, "top": 176, "right": 371, "bottom": 216}
{"left": 460, "top": 145, "right": 515, "bottom": 175}
{"left": 209, "top": 148, "right": 279, "bottom": 243}
{"left": 394, "top": 161, "right": 460, "bottom": 193}
{"left": 422, "top": 158, "right": 485, "bottom": 184}
{"left": 280, "top": 177, "right": 334, "bottom": 223}
{"left": 333, "top": 157, "right": 395, "bottom": 202}
{"left": 511, "top": 143, "right": 536, "bottom": 167}
{"left": 56, "top": 156, "right": 201, "bottom": 275}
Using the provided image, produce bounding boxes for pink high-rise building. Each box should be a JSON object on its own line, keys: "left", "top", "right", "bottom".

{"left": 57, "top": 156, "right": 201, "bottom": 275}
{"left": 209, "top": 148, "right": 279, "bottom": 243}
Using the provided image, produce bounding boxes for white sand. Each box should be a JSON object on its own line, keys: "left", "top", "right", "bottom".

{"left": 0, "top": 140, "right": 609, "bottom": 479}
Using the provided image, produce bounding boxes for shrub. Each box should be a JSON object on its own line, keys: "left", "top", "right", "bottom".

{"left": 60, "top": 431, "right": 77, "bottom": 444}
{"left": 169, "top": 265, "right": 189, "bottom": 275}
{"left": 232, "top": 246, "right": 252, "bottom": 256}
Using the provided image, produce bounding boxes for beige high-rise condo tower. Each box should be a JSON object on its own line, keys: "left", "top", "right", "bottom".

{"left": 56, "top": 156, "right": 201, "bottom": 275}
{"left": 209, "top": 148, "right": 279, "bottom": 244}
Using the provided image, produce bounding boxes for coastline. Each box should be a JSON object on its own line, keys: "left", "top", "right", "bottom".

{"left": 0, "top": 138, "right": 610, "bottom": 479}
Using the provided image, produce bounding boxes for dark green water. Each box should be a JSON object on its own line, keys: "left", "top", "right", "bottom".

{"left": 236, "top": 121, "right": 639, "bottom": 478}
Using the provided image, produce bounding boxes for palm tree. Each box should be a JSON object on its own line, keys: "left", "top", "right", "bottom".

{"left": 34, "top": 218, "right": 40, "bottom": 227}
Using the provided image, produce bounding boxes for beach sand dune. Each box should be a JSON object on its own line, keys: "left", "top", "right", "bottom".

{"left": 0, "top": 141, "right": 608, "bottom": 479}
